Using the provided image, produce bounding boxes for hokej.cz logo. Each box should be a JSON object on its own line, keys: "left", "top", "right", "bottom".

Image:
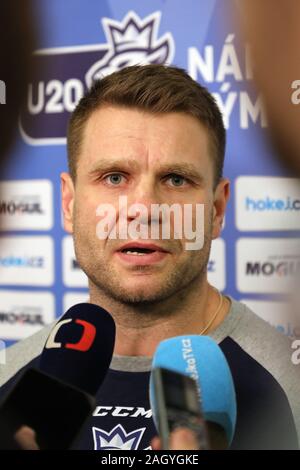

{"left": 93, "top": 424, "right": 149, "bottom": 450}
{"left": 245, "top": 196, "right": 300, "bottom": 212}
{"left": 0, "top": 256, "right": 44, "bottom": 267}
{"left": 20, "top": 11, "right": 175, "bottom": 145}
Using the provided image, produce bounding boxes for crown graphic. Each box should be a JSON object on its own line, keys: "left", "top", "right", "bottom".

{"left": 85, "top": 11, "right": 175, "bottom": 87}
{"left": 103, "top": 11, "right": 163, "bottom": 53}
{"left": 93, "top": 424, "right": 146, "bottom": 450}
{"left": 100, "top": 434, "right": 136, "bottom": 450}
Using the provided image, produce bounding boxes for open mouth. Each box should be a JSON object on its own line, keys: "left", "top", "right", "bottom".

{"left": 116, "top": 243, "right": 169, "bottom": 264}
{"left": 120, "top": 247, "right": 156, "bottom": 256}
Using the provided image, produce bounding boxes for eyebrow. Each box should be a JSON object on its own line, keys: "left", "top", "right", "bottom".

{"left": 156, "top": 163, "right": 205, "bottom": 182}
{"left": 88, "top": 159, "right": 205, "bottom": 183}
{"left": 88, "top": 159, "right": 140, "bottom": 176}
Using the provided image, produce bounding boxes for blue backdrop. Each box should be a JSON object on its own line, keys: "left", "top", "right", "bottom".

{"left": 1, "top": 0, "right": 299, "bottom": 347}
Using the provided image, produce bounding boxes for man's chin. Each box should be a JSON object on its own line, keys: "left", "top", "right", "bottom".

{"left": 109, "top": 285, "right": 175, "bottom": 305}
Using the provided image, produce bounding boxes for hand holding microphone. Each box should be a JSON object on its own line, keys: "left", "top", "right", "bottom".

{"left": 151, "top": 427, "right": 200, "bottom": 451}
{"left": 150, "top": 335, "right": 237, "bottom": 450}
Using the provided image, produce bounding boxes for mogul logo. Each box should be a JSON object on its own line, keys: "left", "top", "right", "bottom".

{"left": 0, "top": 310, "right": 45, "bottom": 326}
{"left": 0, "top": 199, "right": 43, "bottom": 215}
{"left": 237, "top": 238, "right": 300, "bottom": 294}
{"left": 246, "top": 260, "right": 300, "bottom": 278}
{"left": 20, "top": 11, "right": 174, "bottom": 145}
{"left": 0, "top": 180, "right": 53, "bottom": 231}
{"left": 93, "top": 424, "right": 147, "bottom": 450}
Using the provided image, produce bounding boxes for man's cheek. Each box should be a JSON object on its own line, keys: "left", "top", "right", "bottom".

{"left": 76, "top": 204, "right": 97, "bottom": 228}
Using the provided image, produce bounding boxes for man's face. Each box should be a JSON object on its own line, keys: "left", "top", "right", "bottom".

{"left": 61, "top": 106, "right": 229, "bottom": 305}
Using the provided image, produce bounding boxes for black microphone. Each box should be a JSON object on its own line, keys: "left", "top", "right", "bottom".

{"left": 39, "top": 303, "right": 115, "bottom": 396}
{"left": 0, "top": 303, "right": 115, "bottom": 449}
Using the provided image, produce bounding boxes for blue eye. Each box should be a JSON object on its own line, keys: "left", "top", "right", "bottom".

{"left": 167, "top": 174, "right": 186, "bottom": 187}
{"left": 106, "top": 174, "right": 124, "bottom": 185}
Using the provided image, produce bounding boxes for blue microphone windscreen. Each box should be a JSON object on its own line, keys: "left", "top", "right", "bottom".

{"left": 39, "top": 303, "right": 115, "bottom": 396}
{"left": 151, "top": 335, "right": 237, "bottom": 444}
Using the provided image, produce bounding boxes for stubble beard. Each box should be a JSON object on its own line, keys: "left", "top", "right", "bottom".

{"left": 73, "top": 212, "right": 213, "bottom": 309}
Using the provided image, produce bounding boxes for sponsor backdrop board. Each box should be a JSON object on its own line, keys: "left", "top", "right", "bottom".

{"left": 0, "top": 0, "right": 299, "bottom": 345}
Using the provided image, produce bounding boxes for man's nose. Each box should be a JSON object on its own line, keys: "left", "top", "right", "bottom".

{"left": 125, "top": 177, "right": 162, "bottom": 224}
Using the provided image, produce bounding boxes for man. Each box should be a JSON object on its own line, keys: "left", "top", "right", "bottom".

{"left": 0, "top": 65, "right": 299, "bottom": 450}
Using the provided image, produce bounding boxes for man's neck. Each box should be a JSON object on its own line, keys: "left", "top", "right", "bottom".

{"left": 89, "top": 279, "right": 231, "bottom": 357}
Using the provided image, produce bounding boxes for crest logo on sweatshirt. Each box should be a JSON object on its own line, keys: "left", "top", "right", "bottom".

{"left": 93, "top": 424, "right": 148, "bottom": 450}
{"left": 19, "top": 11, "right": 175, "bottom": 145}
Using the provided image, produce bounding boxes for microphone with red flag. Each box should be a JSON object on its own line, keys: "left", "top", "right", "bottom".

{"left": 0, "top": 303, "right": 115, "bottom": 449}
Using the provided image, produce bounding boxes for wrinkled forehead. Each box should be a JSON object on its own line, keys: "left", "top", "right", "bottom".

{"left": 78, "top": 105, "right": 213, "bottom": 180}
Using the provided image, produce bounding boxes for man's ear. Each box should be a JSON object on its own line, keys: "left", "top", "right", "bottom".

{"left": 61, "top": 172, "right": 75, "bottom": 233}
{"left": 212, "top": 178, "right": 230, "bottom": 239}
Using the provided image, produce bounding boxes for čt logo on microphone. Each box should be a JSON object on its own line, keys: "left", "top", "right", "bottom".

{"left": 45, "top": 319, "right": 96, "bottom": 352}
